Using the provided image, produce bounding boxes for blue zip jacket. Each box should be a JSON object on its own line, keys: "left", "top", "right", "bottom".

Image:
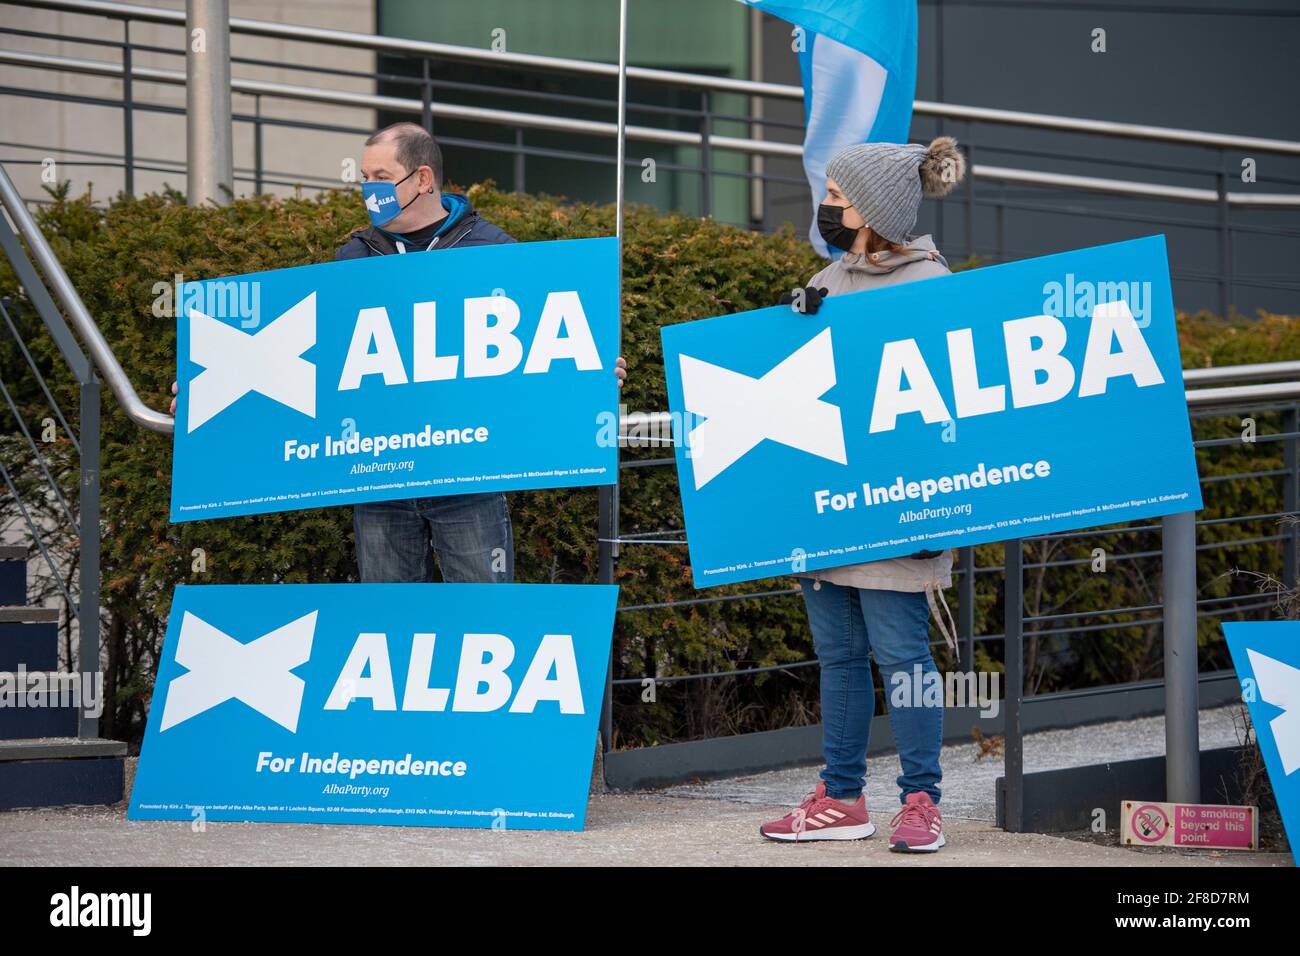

{"left": 334, "top": 193, "right": 514, "bottom": 260}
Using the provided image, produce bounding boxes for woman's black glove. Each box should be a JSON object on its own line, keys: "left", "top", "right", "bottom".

{"left": 908, "top": 549, "right": 944, "bottom": 560}
{"left": 778, "top": 286, "right": 829, "bottom": 315}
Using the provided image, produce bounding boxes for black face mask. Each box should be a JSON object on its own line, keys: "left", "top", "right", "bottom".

{"left": 817, "top": 203, "right": 860, "bottom": 252}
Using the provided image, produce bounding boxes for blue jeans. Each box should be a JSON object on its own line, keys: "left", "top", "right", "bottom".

{"left": 800, "top": 578, "right": 943, "bottom": 804}
{"left": 353, "top": 492, "right": 514, "bottom": 583}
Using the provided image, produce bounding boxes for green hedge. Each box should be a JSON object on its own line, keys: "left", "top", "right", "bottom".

{"left": 1, "top": 182, "right": 1296, "bottom": 748}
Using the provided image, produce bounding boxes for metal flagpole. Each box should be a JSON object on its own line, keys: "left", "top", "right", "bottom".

{"left": 598, "top": 0, "right": 629, "bottom": 766}
{"left": 615, "top": 0, "right": 629, "bottom": 250}
{"left": 186, "top": 0, "right": 234, "bottom": 206}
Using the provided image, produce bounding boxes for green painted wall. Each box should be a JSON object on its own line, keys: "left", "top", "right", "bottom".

{"left": 378, "top": 0, "right": 754, "bottom": 224}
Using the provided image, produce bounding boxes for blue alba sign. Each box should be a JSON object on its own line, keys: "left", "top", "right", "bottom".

{"left": 171, "top": 237, "right": 619, "bottom": 521}
{"left": 1223, "top": 621, "right": 1300, "bottom": 864}
{"left": 129, "top": 583, "right": 619, "bottom": 831}
{"left": 660, "top": 236, "right": 1202, "bottom": 587}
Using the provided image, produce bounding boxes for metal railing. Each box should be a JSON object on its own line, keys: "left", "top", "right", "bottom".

{"left": 0, "top": 167, "right": 171, "bottom": 434}
{"left": 605, "top": 373, "right": 1300, "bottom": 823}
{"left": 4, "top": 0, "right": 1300, "bottom": 320}
{"left": 0, "top": 166, "right": 103, "bottom": 738}
{"left": 3, "top": 0, "right": 1299, "bottom": 822}
{"left": 4, "top": 184, "right": 1298, "bottom": 821}
{"left": 8, "top": 42, "right": 1300, "bottom": 192}
{"left": 8, "top": 136, "right": 1297, "bottom": 804}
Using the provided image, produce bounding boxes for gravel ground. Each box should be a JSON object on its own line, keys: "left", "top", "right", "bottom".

{"left": 0, "top": 790, "right": 1289, "bottom": 867}
{"left": 0, "top": 704, "right": 1288, "bottom": 866}
{"left": 662, "top": 704, "right": 1251, "bottom": 822}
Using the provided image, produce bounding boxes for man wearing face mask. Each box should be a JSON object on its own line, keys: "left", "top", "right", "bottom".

{"left": 333, "top": 122, "right": 627, "bottom": 584}
{"left": 332, "top": 122, "right": 520, "bottom": 585}
{"left": 168, "top": 121, "right": 626, "bottom": 585}
{"left": 336, "top": 122, "right": 514, "bottom": 260}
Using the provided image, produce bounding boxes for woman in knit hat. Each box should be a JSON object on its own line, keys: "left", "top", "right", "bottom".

{"left": 759, "top": 136, "right": 966, "bottom": 852}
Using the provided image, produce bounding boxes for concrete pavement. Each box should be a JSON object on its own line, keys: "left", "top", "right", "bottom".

{"left": 0, "top": 777, "right": 1289, "bottom": 867}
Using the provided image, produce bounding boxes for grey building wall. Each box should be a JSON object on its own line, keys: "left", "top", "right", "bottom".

{"left": 3, "top": 0, "right": 1295, "bottom": 317}
{"left": 758, "top": 0, "right": 1300, "bottom": 318}
{"left": 0, "top": 0, "right": 376, "bottom": 204}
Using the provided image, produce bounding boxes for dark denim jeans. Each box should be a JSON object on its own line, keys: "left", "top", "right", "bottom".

{"left": 799, "top": 578, "right": 943, "bottom": 804}
{"left": 353, "top": 492, "right": 514, "bottom": 583}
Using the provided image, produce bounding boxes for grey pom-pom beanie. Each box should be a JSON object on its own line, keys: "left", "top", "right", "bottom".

{"left": 825, "top": 136, "right": 967, "bottom": 244}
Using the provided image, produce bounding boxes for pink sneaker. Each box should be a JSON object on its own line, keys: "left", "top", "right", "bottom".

{"left": 759, "top": 781, "right": 876, "bottom": 843}
{"left": 889, "top": 791, "right": 945, "bottom": 852}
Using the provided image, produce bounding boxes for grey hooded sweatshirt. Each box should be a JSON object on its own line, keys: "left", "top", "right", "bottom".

{"left": 800, "top": 234, "right": 955, "bottom": 599}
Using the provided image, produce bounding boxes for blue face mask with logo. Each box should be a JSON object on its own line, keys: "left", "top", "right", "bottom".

{"left": 361, "top": 167, "right": 420, "bottom": 226}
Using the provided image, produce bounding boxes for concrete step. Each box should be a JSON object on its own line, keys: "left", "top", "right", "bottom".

{"left": 0, "top": 737, "right": 126, "bottom": 810}
{"left": 0, "top": 673, "right": 84, "bottom": 739}
{"left": 0, "top": 550, "right": 26, "bottom": 606}
{"left": 0, "top": 613, "right": 58, "bottom": 671}
{"left": 0, "top": 736, "right": 126, "bottom": 761}
{"left": 0, "top": 607, "right": 59, "bottom": 623}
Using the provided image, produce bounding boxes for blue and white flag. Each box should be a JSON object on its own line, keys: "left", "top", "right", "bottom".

{"left": 740, "top": 0, "right": 918, "bottom": 255}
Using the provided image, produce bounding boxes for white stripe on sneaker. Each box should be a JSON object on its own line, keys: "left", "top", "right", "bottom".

{"left": 761, "top": 820, "right": 877, "bottom": 843}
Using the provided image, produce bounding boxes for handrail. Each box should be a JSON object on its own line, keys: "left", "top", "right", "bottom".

{"left": 14, "top": 0, "right": 1300, "bottom": 157}
{"left": 4, "top": 142, "right": 1298, "bottom": 439}
{"left": 617, "top": 370, "right": 1300, "bottom": 442}
{"left": 1186, "top": 380, "right": 1300, "bottom": 407}
{"left": 0, "top": 163, "right": 174, "bottom": 433}
{"left": 0, "top": 50, "right": 789, "bottom": 156}
{"left": 4, "top": 48, "right": 1299, "bottom": 210}
{"left": 1183, "top": 360, "right": 1300, "bottom": 385}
